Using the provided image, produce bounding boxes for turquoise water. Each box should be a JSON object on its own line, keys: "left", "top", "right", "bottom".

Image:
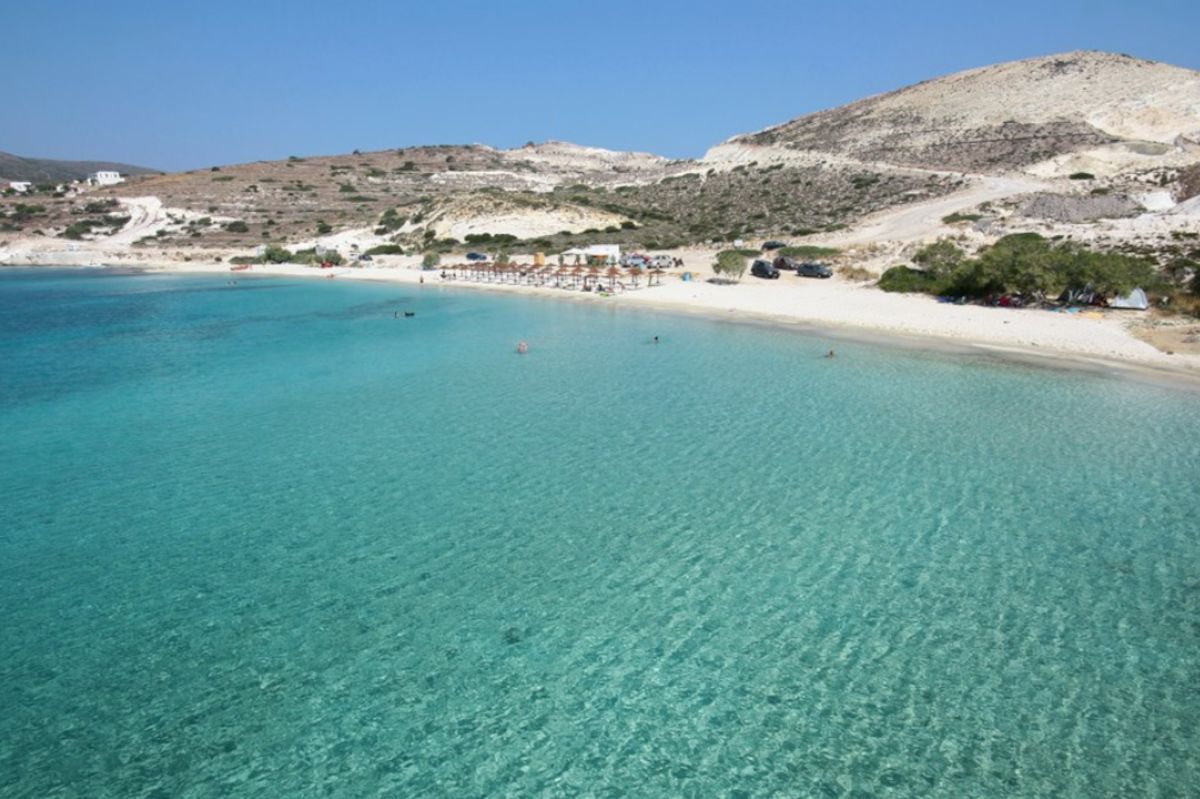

{"left": 1, "top": 268, "right": 1198, "bottom": 798}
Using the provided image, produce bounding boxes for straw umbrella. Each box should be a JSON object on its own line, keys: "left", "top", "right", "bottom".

{"left": 570, "top": 265, "right": 585, "bottom": 290}
{"left": 628, "top": 266, "right": 644, "bottom": 288}
{"left": 649, "top": 268, "right": 664, "bottom": 287}
{"left": 586, "top": 265, "right": 602, "bottom": 291}
{"left": 605, "top": 266, "right": 622, "bottom": 292}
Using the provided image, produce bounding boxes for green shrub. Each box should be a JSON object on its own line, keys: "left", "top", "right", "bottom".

{"left": 421, "top": 252, "right": 441, "bottom": 269}
{"left": 339, "top": 183, "right": 355, "bottom": 192}
{"left": 364, "top": 244, "right": 404, "bottom": 256}
{"left": 878, "top": 266, "right": 939, "bottom": 293}
{"left": 262, "top": 245, "right": 292, "bottom": 264}
{"left": 212, "top": 175, "right": 235, "bottom": 182}
{"left": 378, "top": 208, "right": 407, "bottom": 232}
{"left": 224, "top": 220, "right": 249, "bottom": 233}
{"left": 779, "top": 245, "right": 840, "bottom": 259}
{"left": 315, "top": 221, "right": 332, "bottom": 235}
{"left": 942, "top": 212, "right": 982, "bottom": 224}
{"left": 1068, "top": 172, "right": 1095, "bottom": 180}
{"left": 712, "top": 250, "right": 748, "bottom": 281}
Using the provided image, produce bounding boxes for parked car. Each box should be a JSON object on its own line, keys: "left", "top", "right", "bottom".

{"left": 649, "top": 255, "right": 675, "bottom": 268}
{"left": 751, "top": 259, "right": 780, "bottom": 279}
{"left": 773, "top": 256, "right": 832, "bottom": 278}
{"left": 359, "top": 254, "right": 373, "bottom": 262}
{"left": 762, "top": 240, "right": 788, "bottom": 251}
{"left": 622, "top": 254, "right": 649, "bottom": 268}
{"left": 796, "top": 261, "right": 833, "bottom": 279}
{"left": 465, "top": 251, "right": 488, "bottom": 261}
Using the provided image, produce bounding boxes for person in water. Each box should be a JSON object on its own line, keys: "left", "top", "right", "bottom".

{"left": 826, "top": 349, "right": 836, "bottom": 358}
{"left": 653, "top": 336, "right": 659, "bottom": 344}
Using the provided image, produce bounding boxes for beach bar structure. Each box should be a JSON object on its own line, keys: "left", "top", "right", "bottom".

{"left": 561, "top": 244, "right": 620, "bottom": 266}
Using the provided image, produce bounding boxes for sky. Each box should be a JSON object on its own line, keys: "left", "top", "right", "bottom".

{"left": 3, "top": 0, "right": 1199, "bottom": 171}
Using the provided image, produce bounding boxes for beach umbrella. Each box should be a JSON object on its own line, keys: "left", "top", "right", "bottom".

{"left": 570, "top": 265, "right": 585, "bottom": 289}
{"left": 628, "top": 266, "right": 644, "bottom": 288}
{"left": 586, "top": 265, "right": 601, "bottom": 289}
{"left": 649, "top": 268, "right": 664, "bottom": 287}
{"left": 605, "top": 266, "right": 621, "bottom": 291}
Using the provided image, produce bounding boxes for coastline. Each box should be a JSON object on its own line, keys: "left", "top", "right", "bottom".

{"left": 5, "top": 255, "right": 1199, "bottom": 390}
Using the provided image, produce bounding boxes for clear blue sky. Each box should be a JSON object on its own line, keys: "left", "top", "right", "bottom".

{"left": 3, "top": 0, "right": 1198, "bottom": 171}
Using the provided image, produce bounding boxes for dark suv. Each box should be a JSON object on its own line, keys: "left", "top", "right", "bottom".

{"left": 775, "top": 256, "right": 832, "bottom": 278}
{"left": 750, "top": 259, "right": 780, "bottom": 279}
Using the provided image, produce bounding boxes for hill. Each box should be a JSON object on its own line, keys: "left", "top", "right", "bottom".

{"left": 2, "top": 51, "right": 1198, "bottom": 258}
{"left": 0, "top": 151, "right": 159, "bottom": 183}
{"left": 715, "top": 51, "right": 1200, "bottom": 175}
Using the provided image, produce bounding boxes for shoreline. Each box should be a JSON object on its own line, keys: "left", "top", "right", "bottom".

{"left": 6, "top": 258, "right": 1200, "bottom": 390}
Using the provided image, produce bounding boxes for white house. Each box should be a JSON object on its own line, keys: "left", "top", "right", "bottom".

{"left": 88, "top": 171, "right": 124, "bottom": 186}
{"left": 8, "top": 181, "right": 32, "bottom": 193}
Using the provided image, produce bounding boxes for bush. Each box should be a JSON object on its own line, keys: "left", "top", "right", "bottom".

{"left": 779, "top": 245, "right": 840, "bottom": 259}
{"left": 887, "top": 235, "right": 1156, "bottom": 299}
{"left": 315, "top": 221, "right": 332, "bottom": 235}
{"left": 1068, "top": 172, "right": 1095, "bottom": 180}
{"left": 339, "top": 183, "right": 355, "bottom": 192}
{"left": 712, "top": 250, "right": 748, "bottom": 281}
{"left": 224, "top": 220, "right": 249, "bottom": 233}
{"left": 364, "top": 244, "right": 404, "bottom": 256}
{"left": 262, "top": 245, "right": 292, "bottom": 264}
{"left": 378, "top": 208, "right": 407, "bottom": 232}
{"left": 878, "top": 266, "right": 939, "bottom": 293}
{"left": 913, "top": 239, "right": 965, "bottom": 280}
{"left": 942, "top": 212, "right": 982, "bottom": 224}
{"left": 464, "top": 233, "right": 517, "bottom": 246}
{"left": 421, "top": 252, "right": 441, "bottom": 270}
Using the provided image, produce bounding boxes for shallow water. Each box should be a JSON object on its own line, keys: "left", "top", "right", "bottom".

{"left": 1, "top": 268, "right": 1198, "bottom": 797}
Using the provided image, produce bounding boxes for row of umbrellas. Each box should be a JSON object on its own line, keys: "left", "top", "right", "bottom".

{"left": 440, "top": 262, "right": 665, "bottom": 292}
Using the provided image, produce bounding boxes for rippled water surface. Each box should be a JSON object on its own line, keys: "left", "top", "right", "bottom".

{"left": 2, "top": 268, "right": 1198, "bottom": 797}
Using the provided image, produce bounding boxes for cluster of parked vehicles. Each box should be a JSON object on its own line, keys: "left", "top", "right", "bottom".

{"left": 751, "top": 256, "right": 833, "bottom": 280}
{"left": 620, "top": 253, "right": 677, "bottom": 269}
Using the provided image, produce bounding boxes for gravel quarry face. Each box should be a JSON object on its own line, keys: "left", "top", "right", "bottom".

{"left": 1019, "top": 193, "right": 1142, "bottom": 223}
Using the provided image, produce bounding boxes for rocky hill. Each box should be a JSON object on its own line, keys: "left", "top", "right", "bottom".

{"left": 3, "top": 51, "right": 1198, "bottom": 258}
{"left": 721, "top": 51, "right": 1200, "bottom": 175}
{"left": 0, "top": 151, "right": 159, "bottom": 183}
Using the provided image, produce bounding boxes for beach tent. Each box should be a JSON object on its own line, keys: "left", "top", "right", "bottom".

{"left": 1110, "top": 287, "right": 1149, "bottom": 310}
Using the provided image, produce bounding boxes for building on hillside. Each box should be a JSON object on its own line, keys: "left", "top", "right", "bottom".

{"left": 87, "top": 171, "right": 124, "bottom": 186}
{"left": 8, "top": 181, "right": 32, "bottom": 193}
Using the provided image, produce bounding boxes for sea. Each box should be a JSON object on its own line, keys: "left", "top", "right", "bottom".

{"left": 1, "top": 267, "right": 1198, "bottom": 798}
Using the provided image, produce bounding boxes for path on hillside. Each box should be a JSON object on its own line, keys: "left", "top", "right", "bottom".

{"left": 823, "top": 174, "right": 1049, "bottom": 246}
{"left": 109, "top": 197, "right": 166, "bottom": 245}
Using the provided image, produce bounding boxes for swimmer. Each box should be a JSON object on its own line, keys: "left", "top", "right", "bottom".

{"left": 517, "top": 340, "right": 529, "bottom": 354}
{"left": 653, "top": 336, "right": 659, "bottom": 344}
{"left": 825, "top": 349, "right": 836, "bottom": 359}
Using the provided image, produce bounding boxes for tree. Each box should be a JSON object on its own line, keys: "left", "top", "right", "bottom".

{"left": 262, "top": 245, "right": 292, "bottom": 264}
{"left": 421, "top": 252, "right": 441, "bottom": 270}
{"left": 913, "top": 239, "right": 966, "bottom": 281}
{"left": 712, "top": 250, "right": 748, "bottom": 282}
{"left": 495, "top": 250, "right": 511, "bottom": 265}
